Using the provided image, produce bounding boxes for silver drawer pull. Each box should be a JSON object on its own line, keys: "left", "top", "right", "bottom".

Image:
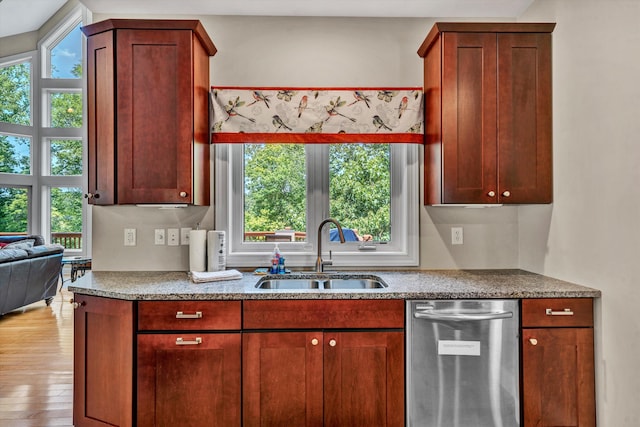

{"left": 176, "top": 311, "right": 203, "bottom": 319}
{"left": 176, "top": 337, "right": 202, "bottom": 346}
{"left": 545, "top": 308, "right": 574, "bottom": 316}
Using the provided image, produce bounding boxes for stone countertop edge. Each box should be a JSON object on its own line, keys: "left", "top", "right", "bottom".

{"left": 67, "top": 269, "right": 602, "bottom": 301}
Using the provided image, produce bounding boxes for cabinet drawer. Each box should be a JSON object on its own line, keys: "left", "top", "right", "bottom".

{"left": 243, "top": 299, "right": 404, "bottom": 329}
{"left": 138, "top": 301, "right": 241, "bottom": 331}
{"left": 522, "top": 298, "right": 593, "bottom": 328}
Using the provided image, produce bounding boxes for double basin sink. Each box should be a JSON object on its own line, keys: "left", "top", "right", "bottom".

{"left": 256, "top": 273, "right": 387, "bottom": 290}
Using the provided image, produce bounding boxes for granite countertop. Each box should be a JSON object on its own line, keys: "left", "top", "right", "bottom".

{"left": 68, "top": 269, "right": 601, "bottom": 300}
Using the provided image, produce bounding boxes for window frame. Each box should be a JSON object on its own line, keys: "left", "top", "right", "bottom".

{"left": 0, "top": 5, "right": 91, "bottom": 254}
{"left": 215, "top": 142, "right": 419, "bottom": 268}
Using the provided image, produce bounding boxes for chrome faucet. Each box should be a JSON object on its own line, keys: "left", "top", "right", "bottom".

{"left": 316, "top": 218, "right": 345, "bottom": 273}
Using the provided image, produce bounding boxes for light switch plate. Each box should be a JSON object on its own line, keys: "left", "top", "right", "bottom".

{"left": 180, "top": 227, "right": 192, "bottom": 245}
{"left": 154, "top": 229, "right": 165, "bottom": 245}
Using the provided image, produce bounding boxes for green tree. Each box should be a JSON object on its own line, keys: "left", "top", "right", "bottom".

{"left": 0, "top": 187, "right": 28, "bottom": 232}
{"left": 0, "top": 62, "right": 30, "bottom": 125}
{"left": 329, "top": 144, "right": 391, "bottom": 241}
{"left": 244, "top": 144, "right": 306, "bottom": 233}
{"left": 51, "top": 187, "right": 82, "bottom": 233}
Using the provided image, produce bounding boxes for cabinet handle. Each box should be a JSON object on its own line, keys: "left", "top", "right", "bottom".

{"left": 487, "top": 191, "right": 496, "bottom": 197}
{"left": 311, "top": 338, "right": 319, "bottom": 346}
{"left": 502, "top": 191, "right": 511, "bottom": 197}
{"left": 69, "top": 298, "right": 85, "bottom": 309}
{"left": 176, "top": 311, "right": 203, "bottom": 319}
{"left": 328, "top": 339, "right": 337, "bottom": 347}
{"left": 545, "top": 308, "right": 574, "bottom": 316}
{"left": 176, "top": 337, "right": 202, "bottom": 346}
{"left": 529, "top": 338, "right": 538, "bottom": 346}
{"left": 84, "top": 193, "right": 93, "bottom": 199}
{"left": 179, "top": 191, "right": 188, "bottom": 198}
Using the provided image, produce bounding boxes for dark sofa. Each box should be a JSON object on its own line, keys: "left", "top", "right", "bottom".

{"left": 0, "top": 235, "right": 64, "bottom": 315}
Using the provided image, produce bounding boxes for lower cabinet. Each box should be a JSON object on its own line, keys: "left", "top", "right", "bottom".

{"left": 137, "top": 333, "right": 241, "bottom": 427}
{"left": 242, "top": 299, "right": 405, "bottom": 427}
{"left": 521, "top": 298, "right": 596, "bottom": 427}
{"left": 73, "top": 295, "right": 597, "bottom": 427}
{"left": 73, "top": 295, "right": 134, "bottom": 427}
{"left": 243, "top": 331, "right": 404, "bottom": 427}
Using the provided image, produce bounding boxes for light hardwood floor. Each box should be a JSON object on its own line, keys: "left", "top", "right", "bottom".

{"left": 0, "top": 286, "right": 73, "bottom": 426}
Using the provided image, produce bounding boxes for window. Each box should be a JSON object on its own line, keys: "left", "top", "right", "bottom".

{"left": 0, "top": 6, "right": 88, "bottom": 254}
{"left": 216, "top": 142, "right": 418, "bottom": 268}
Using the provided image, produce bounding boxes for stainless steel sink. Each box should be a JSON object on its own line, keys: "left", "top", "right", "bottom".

{"left": 255, "top": 274, "right": 387, "bottom": 290}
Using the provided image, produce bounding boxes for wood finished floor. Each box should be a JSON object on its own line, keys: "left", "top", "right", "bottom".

{"left": 0, "top": 286, "right": 73, "bottom": 426}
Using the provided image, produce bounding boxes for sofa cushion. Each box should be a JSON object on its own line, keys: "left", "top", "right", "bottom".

{"left": 0, "top": 235, "right": 45, "bottom": 246}
{"left": 0, "top": 248, "right": 29, "bottom": 263}
{"left": 2, "top": 239, "right": 36, "bottom": 250}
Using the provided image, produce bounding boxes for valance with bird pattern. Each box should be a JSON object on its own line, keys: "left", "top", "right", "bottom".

{"left": 211, "top": 87, "right": 424, "bottom": 143}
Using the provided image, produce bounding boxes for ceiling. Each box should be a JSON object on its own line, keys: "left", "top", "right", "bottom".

{"left": 0, "top": 0, "right": 535, "bottom": 39}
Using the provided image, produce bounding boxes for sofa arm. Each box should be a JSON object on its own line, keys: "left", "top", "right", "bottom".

{"left": 25, "top": 244, "right": 65, "bottom": 259}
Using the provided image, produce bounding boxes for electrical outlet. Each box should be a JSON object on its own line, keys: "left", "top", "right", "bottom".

{"left": 451, "top": 227, "right": 463, "bottom": 245}
{"left": 124, "top": 228, "right": 136, "bottom": 246}
{"left": 180, "top": 227, "right": 192, "bottom": 245}
{"left": 167, "top": 228, "right": 179, "bottom": 246}
{"left": 154, "top": 229, "right": 165, "bottom": 245}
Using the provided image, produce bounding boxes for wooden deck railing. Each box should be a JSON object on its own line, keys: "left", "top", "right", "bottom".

{"left": 51, "top": 232, "right": 82, "bottom": 249}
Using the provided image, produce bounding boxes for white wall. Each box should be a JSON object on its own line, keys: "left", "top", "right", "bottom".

{"left": 91, "top": 14, "right": 522, "bottom": 271}
{"left": 519, "top": 1, "right": 640, "bottom": 425}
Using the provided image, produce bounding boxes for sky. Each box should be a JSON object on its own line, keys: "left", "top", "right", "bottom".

{"left": 51, "top": 23, "right": 81, "bottom": 78}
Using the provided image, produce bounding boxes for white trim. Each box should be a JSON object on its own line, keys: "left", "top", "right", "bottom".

{"left": 216, "top": 143, "right": 419, "bottom": 268}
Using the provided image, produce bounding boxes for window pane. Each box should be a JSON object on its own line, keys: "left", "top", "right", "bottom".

{"left": 0, "top": 61, "right": 31, "bottom": 125}
{"left": 0, "top": 187, "right": 29, "bottom": 233}
{"left": 49, "top": 22, "right": 83, "bottom": 78}
{"left": 49, "top": 92, "right": 82, "bottom": 128}
{"left": 0, "top": 134, "right": 31, "bottom": 174}
{"left": 49, "top": 139, "right": 82, "bottom": 176}
{"left": 50, "top": 187, "right": 83, "bottom": 249}
{"left": 329, "top": 143, "right": 391, "bottom": 242}
{"left": 243, "top": 144, "right": 307, "bottom": 242}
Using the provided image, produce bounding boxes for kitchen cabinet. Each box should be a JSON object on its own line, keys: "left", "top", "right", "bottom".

{"left": 418, "top": 22, "right": 555, "bottom": 205}
{"left": 72, "top": 294, "right": 134, "bottom": 426}
{"left": 82, "top": 19, "right": 216, "bottom": 205}
{"left": 137, "top": 301, "right": 242, "bottom": 427}
{"left": 242, "top": 300, "right": 405, "bottom": 427}
{"left": 521, "top": 298, "right": 596, "bottom": 427}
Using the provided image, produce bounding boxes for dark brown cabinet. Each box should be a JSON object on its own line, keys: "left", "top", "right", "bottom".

{"left": 521, "top": 298, "right": 596, "bottom": 427}
{"left": 73, "top": 295, "right": 134, "bottom": 426}
{"left": 136, "top": 301, "right": 242, "bottom": 427}
{"left": 82, "top": 19, "right": 216, "bottom": 205}
{"left": 419, "top": 23, "right": 555, "bottom": 205}
{"left": 242, "top": 300, "right": 405, "bottom": 427}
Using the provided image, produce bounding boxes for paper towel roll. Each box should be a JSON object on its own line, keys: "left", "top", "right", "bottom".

{"left": 189, "top": 230, "right": 207, "bottom": 272}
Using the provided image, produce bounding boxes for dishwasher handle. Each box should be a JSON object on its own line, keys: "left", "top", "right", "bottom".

{"left": 414, "top": 310, "right": 514, "bottom": 321}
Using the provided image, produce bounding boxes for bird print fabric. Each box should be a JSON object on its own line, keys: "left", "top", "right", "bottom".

{"left": 211, "top": 87, "right": 424, "bottom": 142}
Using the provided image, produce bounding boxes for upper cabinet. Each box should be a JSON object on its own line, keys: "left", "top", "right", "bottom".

{"left": 82, "top": 19, "right": 216, "bottom": 205}
{"left": 419, "top": 23, "right": 555, "bottom": 205}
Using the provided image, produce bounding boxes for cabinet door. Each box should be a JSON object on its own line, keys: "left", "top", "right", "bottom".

{"left": 137, "top": 333, "right": 241, "bottom": 427}
{"left": 243, "top": 332, "right": 324, "bottom": 427}
{"left": 522, "top": 328, "right": 596, "bottom": 427}
{"left": 86, "top": 30, "right": 115, "bottom": 205}
{"left": 323, "top": 331, "right": 404, "bottom": 427}
{"left": 73, "top": 295, "right": 133, "bottom": 426}
{"left": 441, "top": 32, "right": 498, "bottom": 204}
{"left": 116, "top": 29, "right": 194, "bottom": 204}
{"left": 497, "top": 33, "right": 553, "bottom": 203}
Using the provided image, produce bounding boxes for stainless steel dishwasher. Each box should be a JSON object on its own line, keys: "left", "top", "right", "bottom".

{"left": 407, "top": 300, "right": 520, "bottom": 427}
